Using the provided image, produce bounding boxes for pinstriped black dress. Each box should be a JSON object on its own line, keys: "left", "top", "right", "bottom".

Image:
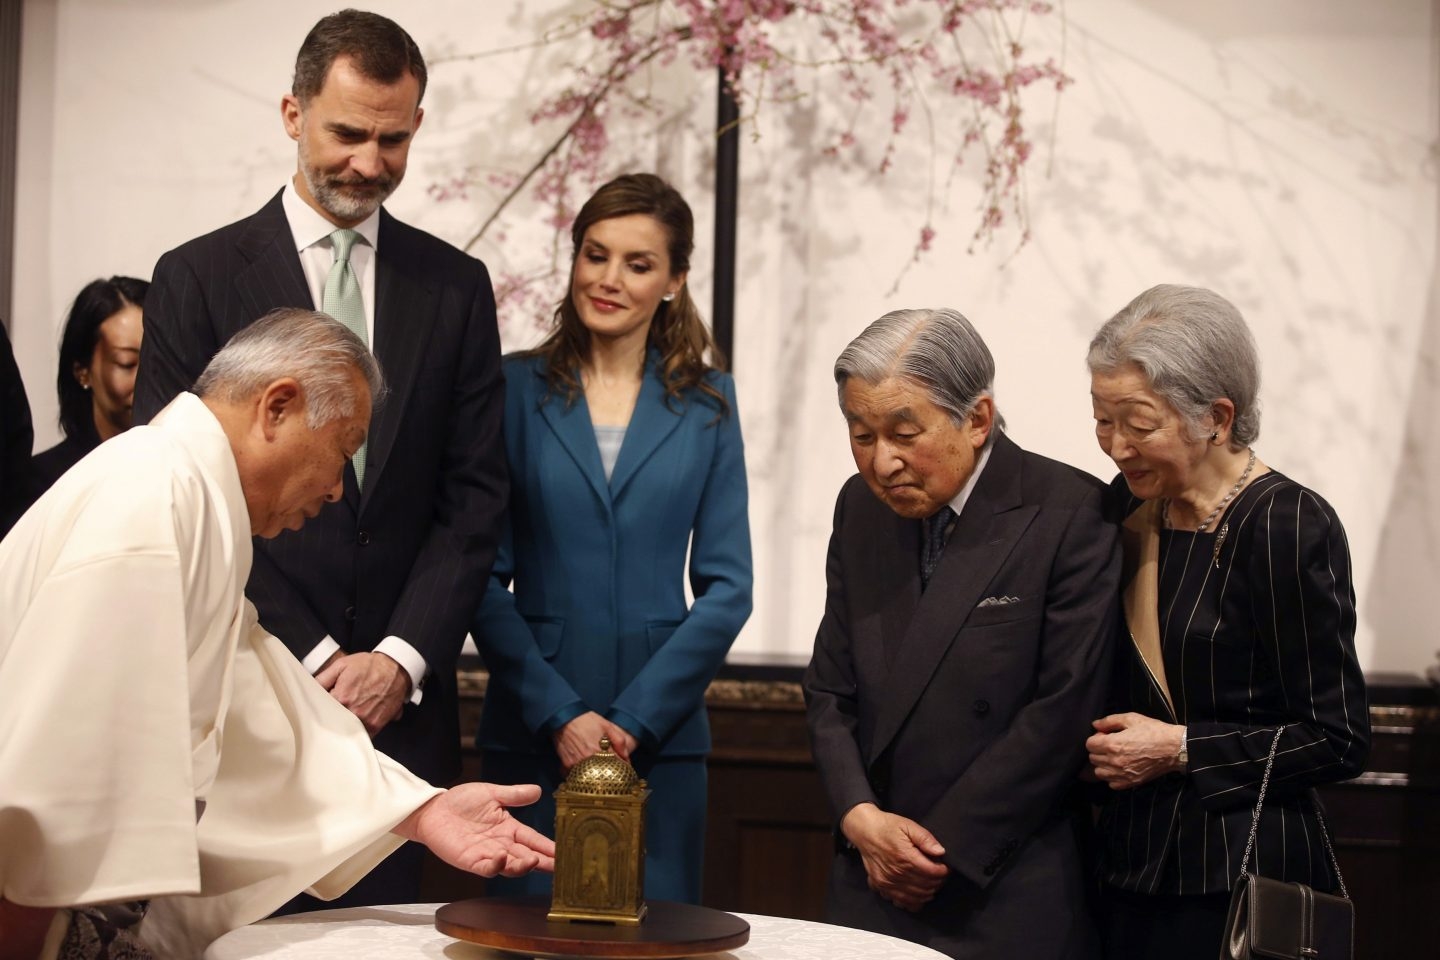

{"left": 1098, "top": 470, "right": 1370, "bottom": 897}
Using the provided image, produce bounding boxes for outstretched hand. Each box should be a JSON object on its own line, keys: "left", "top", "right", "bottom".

{"left": 396, "top": 782, "right": 556, "bottom": 876}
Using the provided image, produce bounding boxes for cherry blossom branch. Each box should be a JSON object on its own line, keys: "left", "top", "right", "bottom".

{"left": 432, "top": 0, "right": 1069, "bottom": 327}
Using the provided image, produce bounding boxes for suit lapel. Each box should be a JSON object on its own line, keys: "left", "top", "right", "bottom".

{"left": 866, "top": 510, "right": 921, "bottom": 681}
{"left": 866, "top": 434, "right": 1038, "bottom": 762}
{"left": 232, "top": 191, "right": 312, "bottom": 322}
{"left": 537, "top": 386, "right": 612, "bottom": 513}
{"left": 360, "top": 210, "right": 439, "bottom": 510}
{"left": 608, "top": 354, "right": 682, "bottom": 500}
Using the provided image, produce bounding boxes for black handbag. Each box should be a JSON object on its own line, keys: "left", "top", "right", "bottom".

{"left": 1220, "top": 726, "right": 1354, "bottom": 960}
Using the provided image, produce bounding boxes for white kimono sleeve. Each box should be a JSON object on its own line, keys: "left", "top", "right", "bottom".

{"left": 138, "top": 618, "right": 441, "bottom": 956}
{"left": 0, "top": 551, "right": 201, "bottom": 908}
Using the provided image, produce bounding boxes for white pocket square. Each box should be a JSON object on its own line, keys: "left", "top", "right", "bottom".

{"left": 976, "top": 595, "right": 1021, "bottom": 608}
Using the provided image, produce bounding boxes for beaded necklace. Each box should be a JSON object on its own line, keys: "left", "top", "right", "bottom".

{"left": 1162, "top": 447, "right": 1256, "bottom": 533}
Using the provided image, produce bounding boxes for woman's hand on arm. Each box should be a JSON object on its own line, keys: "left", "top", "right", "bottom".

{"left": 1086, "top": 712, "right": 1186, "bottom": 789}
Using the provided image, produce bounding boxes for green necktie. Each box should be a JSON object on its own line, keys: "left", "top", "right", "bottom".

{"left": 323, "top": 228, "right": 369, "bottom": 487}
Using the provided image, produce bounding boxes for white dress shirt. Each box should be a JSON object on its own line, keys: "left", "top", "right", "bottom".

{"left": 946, "top": 436, "right": 994, "bottom": 521}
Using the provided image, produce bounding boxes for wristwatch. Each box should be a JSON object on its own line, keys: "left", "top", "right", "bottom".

{"left": 1177, "top": 726, "right": 1189, "bottom": 768}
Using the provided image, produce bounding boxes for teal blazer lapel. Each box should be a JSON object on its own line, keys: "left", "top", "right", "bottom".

{"left": 867, "top": 434, "right": 1038, "bottom": 762}
{"left": 537, "top": 387, "right": 612, "bottom": 512}
{"left": 609, "top": 355, "right": 682, "bottom": 500}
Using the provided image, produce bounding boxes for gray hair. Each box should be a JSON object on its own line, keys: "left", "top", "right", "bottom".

{"left": 195, "top": 308, "right": 385, "bottom": 428}
{"left": 835, "top": 307, "right": 1002, "bottom": 436}
{"left": 1087, "top": 284, "right": 1260, "bottom": 447}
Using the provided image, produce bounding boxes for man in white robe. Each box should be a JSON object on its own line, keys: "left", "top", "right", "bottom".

{"left": 0, "top": 310, "right": 554, "bottom": 959}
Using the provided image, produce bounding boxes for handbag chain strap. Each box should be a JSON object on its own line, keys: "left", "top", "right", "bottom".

{"left": 1236, "top": 724, "right": 1350, "bottom": 899}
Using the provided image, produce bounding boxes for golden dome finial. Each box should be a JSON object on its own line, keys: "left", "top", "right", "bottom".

{"left": 562, "top": 737, "right": 643, "bottom": 796}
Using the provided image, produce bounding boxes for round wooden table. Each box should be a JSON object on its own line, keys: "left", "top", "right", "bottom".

{"left": 203, "top": 902, "right": 951, "bottom": 959}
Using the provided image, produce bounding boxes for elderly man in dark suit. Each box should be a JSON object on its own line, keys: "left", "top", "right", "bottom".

{"left": 133, "top": 10, "right": 505, "bottom": 906}
{"left": 804, "top": 307, "right": 1121, "bottom": 960}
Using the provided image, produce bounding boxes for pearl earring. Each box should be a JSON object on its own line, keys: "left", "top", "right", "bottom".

{"left": 662, "top": 293, "right": 675, "bottom": 302}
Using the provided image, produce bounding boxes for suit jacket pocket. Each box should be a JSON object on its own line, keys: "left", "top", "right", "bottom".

{"left": 524, "top": 615, "right": 566, "bottom": 659}
{"left": 965, "top": 597, "right": 1041, "bottom": 628}
{"left": 646, "top": 620, "right": 683, "bottom": 655}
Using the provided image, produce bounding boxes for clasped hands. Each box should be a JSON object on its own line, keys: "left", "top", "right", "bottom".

{"left": 554, "top": 710, "right": 638, "bottom": 772}
{"left": 317, "top": 650, "right": 411, "bottom": 737}
{"left": 841, "top": 802, "right": 948, "bottom": 913}
{"left": 1086, "top": 712, "right": 1186, "bottom": 789}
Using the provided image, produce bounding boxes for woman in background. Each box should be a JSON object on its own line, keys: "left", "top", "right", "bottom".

{"left": 1084, "top": 284, "right": 1369, "bottom": 960}
{"left": 30, "top": 276, "right": 147, "bottom": 495}
{"left": 472, "top": 173, "right": 753, "bottom": 903}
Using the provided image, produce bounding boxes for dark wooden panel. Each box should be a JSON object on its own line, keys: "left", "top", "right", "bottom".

{"left": 1316, "top": 700, "right": 1440, "bottom": 959}
{"left": 704, "top": 760, "right": 831, "bottom": 918}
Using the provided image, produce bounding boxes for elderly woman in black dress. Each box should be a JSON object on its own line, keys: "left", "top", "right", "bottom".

{"left": 1084, "top": 284, "right": 1370, "bottom": 960}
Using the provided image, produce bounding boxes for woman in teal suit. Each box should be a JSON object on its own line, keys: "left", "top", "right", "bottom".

{"left": 473, "top": 174, "right": 753, "bottom": 903}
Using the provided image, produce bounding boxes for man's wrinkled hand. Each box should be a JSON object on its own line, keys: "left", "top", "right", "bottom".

{"left": 553, "top": 711, "right": 637, "bottom": 771}
{"left": 1086, "top": 712, "right": 1185, "bottom": 790}
{"left": 841, "top": 802, "right": 949, "bottom": 913}
{"left": 396, "top": 782, "right": 556, "bottom": 877}
{"left": 316, "top": 651, "right": 411, "bottom": 737}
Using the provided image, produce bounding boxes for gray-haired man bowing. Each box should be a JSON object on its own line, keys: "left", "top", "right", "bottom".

{"left": 0, "top": 311, "right": 550, "bottom": 960}
{"left": 804, "top": 307, "right": 1120, "bottom": 960}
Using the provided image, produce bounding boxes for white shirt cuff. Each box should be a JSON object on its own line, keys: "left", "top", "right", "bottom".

{"left": 376, "top": 635, "right": 427, "bottom": 705}
{"left": 302, "top": 637, "right": 343, "bottom": 675}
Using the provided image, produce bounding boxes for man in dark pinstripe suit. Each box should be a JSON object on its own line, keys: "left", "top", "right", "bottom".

{"left": 132, "top": 11, "right": 507, "bottom": 906}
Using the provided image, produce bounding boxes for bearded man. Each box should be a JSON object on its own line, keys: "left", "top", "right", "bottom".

{"left": 132, "top": 10, "right": 507, "bottom": 906}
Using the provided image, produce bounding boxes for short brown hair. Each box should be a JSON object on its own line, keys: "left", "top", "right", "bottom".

{"left": 292, "top": 9, "right": 426, "bottom": 105}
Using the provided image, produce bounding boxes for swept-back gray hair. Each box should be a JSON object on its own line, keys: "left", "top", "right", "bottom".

{"left": 195, "top": 308, "right": 385, "bottom": 428}
{"left": 1087, "top": 284, "right": 1260, "bottom": 447}
{"left": 835, "top": 307, "right": 1002, "bottom": 436}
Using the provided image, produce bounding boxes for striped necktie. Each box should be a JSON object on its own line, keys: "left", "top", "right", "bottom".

{"left": 323, "top": 228, "right": 369, "bottom": 487}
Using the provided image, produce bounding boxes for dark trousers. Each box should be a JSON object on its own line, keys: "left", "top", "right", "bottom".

{"left": 1101, "top": 886, "right": 1232, "bottom": 960}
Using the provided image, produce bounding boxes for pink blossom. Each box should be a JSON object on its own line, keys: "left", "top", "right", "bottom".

{"left": 469, "top": 0, "right": 1067, "bottom": 268}
{"left": 590, "top": 13, "right": 631, "bottom": 41}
